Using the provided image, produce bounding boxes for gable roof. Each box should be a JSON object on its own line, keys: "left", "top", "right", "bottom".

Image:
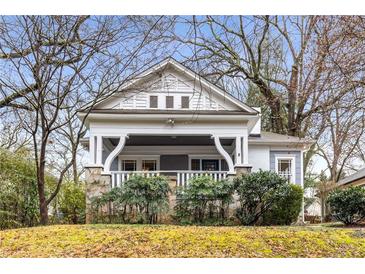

{"left": 338, "top": 167, "right": 365, "bottom": 186}
{"left": 88, "top": 57, "right": 258, "bottom": 114}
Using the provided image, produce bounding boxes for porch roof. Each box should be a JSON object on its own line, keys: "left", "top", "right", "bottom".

{"left": 249, "top": 131, "right": 314, "bottom": 147}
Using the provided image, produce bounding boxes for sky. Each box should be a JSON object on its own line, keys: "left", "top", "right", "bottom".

{"left": 0, "top": 15, "right": 356, "bottom": 178}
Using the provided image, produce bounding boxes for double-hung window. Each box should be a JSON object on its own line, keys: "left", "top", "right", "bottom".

{"left": 142, "top": 160, "right": 157, "bottom": 171}
{"left": 190, "top": 158, "right": 228, "bottom": 171}
{"left": 275, "top": 156, "right": 295, "bottom": 183}
{"left": 121, "top": 160, "right": 137, "bottom": 171}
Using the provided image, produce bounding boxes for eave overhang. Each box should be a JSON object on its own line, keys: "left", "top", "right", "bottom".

{"left": 78, "top": 110, "right": 259, "bottom": 130}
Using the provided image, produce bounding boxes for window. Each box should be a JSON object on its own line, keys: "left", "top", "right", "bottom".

{"left": 276, "top": 157, "right": 295, "bottom": 183}
{"left": 181, "top": 96, "right": 189, "bottom": 109}
{"left": 122, "top": 160, "right": 137, "bottom": 171}
{"left": 142, "top": 160, "right": 157, "bottom": 171}
{"left": 191, "top": 159, "right": 200, "bottom": 170}
{"left": 166, "top": 96, "right": 174, "bottom": 108}
{"left": 190, "top": 158, "right": 224, "bottom": 171}
{"left": 149, "top": 96, "right": 158, "bottom": 108}
{"left": 202, "top": 159, "right": 219, "bottom": 171}
{"left": 220, "top": 159, "right": 228, "bottom": 171}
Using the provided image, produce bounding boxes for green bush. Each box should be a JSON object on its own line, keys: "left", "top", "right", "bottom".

{"left": 58, "top": 182, "right": 86, "bottom": 224}
{"left": 93, "top": 175, "right": 170, "bottom": 224}
{"left": 328, "top": 186, "right": 365, "bottom": 225}
{"left": 263, "top": 184, "right": 304, "bottom": 225}
{"left": 174, "top": 176, "right": 235, "bottom": 225}
{"left": 0, "top": 148, "right": 39, "bottom": 229}
{"left": 234, "top": 170, "right": 302, "bottom": 225}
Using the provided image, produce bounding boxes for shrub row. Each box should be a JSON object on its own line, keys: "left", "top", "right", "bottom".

{"left": 93, "top": 170, "right": 304, "bottom": 226}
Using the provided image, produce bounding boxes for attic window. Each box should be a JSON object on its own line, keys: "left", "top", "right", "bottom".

{"left": 166, "top": 96, "right": 174, "bottom": 109}
{"left": 150, "top": 96, "right": 158, "bottom": 108}
{"left": 181, "top": 96, "right": 189, "bottom": 109}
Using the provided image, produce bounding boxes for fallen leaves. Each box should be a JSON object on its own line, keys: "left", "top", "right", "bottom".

{"left": 0, "top": 224, "right": 365, "bottom": 258}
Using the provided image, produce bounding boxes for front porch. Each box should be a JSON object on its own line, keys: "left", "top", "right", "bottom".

{"left": 87, "top": 134, "right": 252, "bottom": 189}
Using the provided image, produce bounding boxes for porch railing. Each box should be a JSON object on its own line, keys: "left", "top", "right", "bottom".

{"left": 175, "top": 171, "right": 227, "bottom": 187}
{"left": 110, "top": 170, "right": 228, "bottom": 188}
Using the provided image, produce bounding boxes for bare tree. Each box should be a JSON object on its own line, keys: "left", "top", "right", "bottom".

{"left": 173, "top": 16, "right": 364, "bottom": 138}
{"left": 0, "top": 110, "right": 31, "bottom": 151}
{"left": 0, "top": 15, "right": 174, "bottom": 225}
{"left": 316, "top": 101, "right": 365, "bottom": 183}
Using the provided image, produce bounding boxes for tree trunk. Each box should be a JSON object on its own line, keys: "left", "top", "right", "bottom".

{"left": 38, "top": 180, "right": 49, "bottom": 225}
{"left": 37, "top": 136, "right": 49, "bottom": 225}
{"left": 287, "top": 64, "right": 299, "bottom": 136}
{"left": 254, "top": 78, "right": 285, "bottom": 134}
{"left": 72, "top": 156, "right": 78, "bottom": 184}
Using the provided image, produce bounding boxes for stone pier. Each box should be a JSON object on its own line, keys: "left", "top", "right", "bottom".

{"left": 85, "top": 166, "right": 111, "bottom": 224}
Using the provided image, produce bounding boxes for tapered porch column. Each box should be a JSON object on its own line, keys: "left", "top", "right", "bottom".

{"left": 88, "top": 134, "right": 103, "bottom": 166}
{"left": 96, "top": 135, "right": 103, "bottom": 166}
{"left": 85, "top": 134, "right": 127, "bottom": 223}
{"left": 89, "top": 135, "right": 96, "bottom": 165}
{"left": 242, "top": 136, "right": 249, "bottom": 165}
{"left": 235, "top": 136, "right": 243, "bottom": 166}
{"left": 234, "top": 134, "right": 251, "bottom": 175}
{"left": 85, "top": 134, "right": 110, "bottom": 223}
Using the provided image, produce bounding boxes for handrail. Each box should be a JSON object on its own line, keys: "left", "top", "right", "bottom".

{"left": 110, "top": 170, "right": 228, "bottom": 188}
{"left": 110, "top": 170, "right": 227, "bottom": 174}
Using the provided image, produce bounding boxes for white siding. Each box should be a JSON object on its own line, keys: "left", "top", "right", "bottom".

{"left": 248, "top": 145, "right": 270, "bottom": 172}
{"left": 97, "top": 69, "right": 239, "bottom": 111}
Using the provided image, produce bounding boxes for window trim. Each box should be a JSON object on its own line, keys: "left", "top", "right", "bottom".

{"left": 118, "top": 155, "right": 160, "bottom": 171}
{"left": 142, "top": 159, "right": 157, "bottom": 171}
{"left": 275, "top": 156, "right": 296, "bottom": 183}
{"left": 121, "top": 159, "right": 137, "bottom": 171}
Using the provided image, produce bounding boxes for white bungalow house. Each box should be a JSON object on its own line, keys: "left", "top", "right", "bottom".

{"left": 78, "top": 58, "right": 311, "bottom": 222}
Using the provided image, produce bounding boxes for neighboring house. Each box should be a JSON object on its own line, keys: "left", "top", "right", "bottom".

{"left": 338, "top": 167, "right": 365, "bottom": 187}
{"left": 78, "top": 58, "right": 312, "bottom": 222}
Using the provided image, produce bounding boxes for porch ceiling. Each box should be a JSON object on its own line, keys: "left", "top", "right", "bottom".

{"left": 109, "top": 135, "right": 234, "bottom": 146}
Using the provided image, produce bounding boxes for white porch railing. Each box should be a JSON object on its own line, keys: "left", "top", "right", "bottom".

{"left": 176, "top": 171, "right": 227, "bottom": 187}
{"left": 110, "top": 170, "right": 228, "bottom": 188}
{"left": 110, "top": 171, "right": 160, "bottom": 188}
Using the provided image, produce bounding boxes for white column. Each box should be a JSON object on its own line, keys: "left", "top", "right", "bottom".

{"left": 235, "top": 136, "right": 243, "bottom": 165}
{"left": 213, "top": 135, "right": 234, "bottom": 173}
{"left": 96, "top": 135, "right": 103, "bottom": 166}
{"left": 89, "top": 135, "right": 96, "bottom": 165}
{"left": 104, "top": 135, "right": 127, "bottom": 174}
{"left": 242, "top": 136, "right": 249, "bottom": 165}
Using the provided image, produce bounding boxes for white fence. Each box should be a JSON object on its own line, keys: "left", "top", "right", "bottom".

{"left": 110, "top": 170, "right": 228, "bottom": 188}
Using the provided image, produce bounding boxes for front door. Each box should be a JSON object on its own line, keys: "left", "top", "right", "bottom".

{"left": 202, "top": 159, "right": 219, "bottom": 171}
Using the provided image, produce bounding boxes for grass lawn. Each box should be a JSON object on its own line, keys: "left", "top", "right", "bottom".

{"left": 1, "top": 224, "right": 365, "bottom": 258}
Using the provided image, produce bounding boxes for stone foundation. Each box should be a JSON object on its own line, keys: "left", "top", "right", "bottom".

{"left": 234, "top": 165, "right": 252, "bottom": 175}
{"left": 85, "top": 166, "right": 111, "bottom": 223}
